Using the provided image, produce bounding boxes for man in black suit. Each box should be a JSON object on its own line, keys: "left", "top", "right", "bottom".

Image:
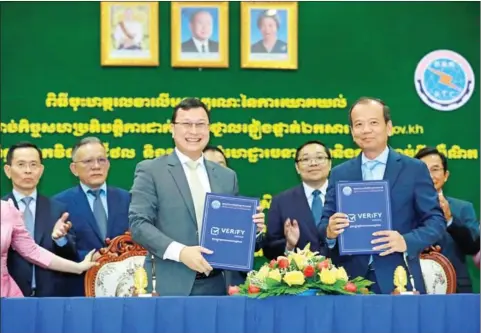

{"left": 264, "top": 140, "right": 332, "bottom": 259}
{"left": 181, "top": 10, "right": 219, "bottom": 53}
{"left": 3, "top": 142, "right": 77, "bottom": 297}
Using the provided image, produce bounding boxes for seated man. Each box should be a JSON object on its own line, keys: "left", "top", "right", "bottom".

{"left": 264, "top": 140, "right": 332, "bottom": 260}
{"left": 415, "top": 147, "right": 480, "bottom": 293}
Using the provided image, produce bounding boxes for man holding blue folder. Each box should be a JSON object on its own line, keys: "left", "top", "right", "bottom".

{"left": 129, "top": 98, "right": 265, "bottom": 296}
{"left": 319, "top": 97, "right": 446, "bottom": 294}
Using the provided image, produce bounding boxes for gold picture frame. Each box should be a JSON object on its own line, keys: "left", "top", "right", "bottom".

{"left": 100, "top": 2, "right": 159, "bottom": 66}
{"left": 241, "top": 2, "right": 298, "bottom": 70}
{"left": 171, "top": 2, "right": 229, "bottom": 68}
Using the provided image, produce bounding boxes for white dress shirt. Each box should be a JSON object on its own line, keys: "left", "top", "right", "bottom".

{"left": 163, "top": 148, "right": 211, "bottom": 262}
{"left": 192, "top": 37, "right": 209, "bottom": 53}
{"left": 302, "top": 181, "right": 328, "bottom": 209}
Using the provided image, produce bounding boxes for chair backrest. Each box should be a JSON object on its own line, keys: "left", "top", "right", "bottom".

{"left": 420, "top": 248, "right": 457, "bottom": 294}
{"left": 84, "top": 232, "right": 148, "bottom": 297}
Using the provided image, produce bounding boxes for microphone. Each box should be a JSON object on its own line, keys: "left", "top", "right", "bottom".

{"left": 403, "top": 253, "right": 418, "bottom": 293}
{"left": 151, "top": 254, "right": 158, "bottom": 295}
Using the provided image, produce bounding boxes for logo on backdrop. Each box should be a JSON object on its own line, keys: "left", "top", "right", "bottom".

{"left": 414, "top": 49, "right": 475, "bottom": 112}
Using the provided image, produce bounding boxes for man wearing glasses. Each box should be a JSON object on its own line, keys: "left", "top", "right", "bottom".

{"left": 129, "top": 97, "right": 266, "bottom": 296}
{"left": 54, "top": 137, "right": 130, "bottom": 296}
{"left": 3, "top": 142, "right": 78, "bottom": 297}
{"left": 264, "top": 140, "right": 332, "bottom": 260}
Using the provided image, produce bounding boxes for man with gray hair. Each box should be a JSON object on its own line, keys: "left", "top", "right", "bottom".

{"left": 54, "top": 137, "right": 130, "bottom": 296}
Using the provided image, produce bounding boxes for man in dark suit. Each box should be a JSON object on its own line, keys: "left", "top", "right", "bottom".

{"left": 54, "top": 137, "right": 130, "bottom": 296}
{"left": 3, "top": 142, "right": 77, "bottom": 297}
{"left": 264, "top": 140, "right": 331, "bottom": 260}
{"left": 414, "top": 147, "right": 480, "bottom": 293}
{"left": 319, "top": 97, "right": 446, "bottom": 294}
{"left": 129, "top": 98, "right": 265, "bottom": 296}
{"left": 181, "top": 10, "right": 219, "bottom": 53}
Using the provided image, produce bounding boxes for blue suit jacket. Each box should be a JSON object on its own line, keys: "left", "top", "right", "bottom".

{"left": 53, "top": 185, "right": 130, "bottom": 295}
{"left": 3, "top": 193, "right": 78, "bottom": 297}
{"left": 438, "top": 196, "right": 480, "bottom": 293}
{"left": 264, "top": 184, "right": 328, "bottom": 260}
{"left": 319, "top": 149, "right": 446, "bottom": 294}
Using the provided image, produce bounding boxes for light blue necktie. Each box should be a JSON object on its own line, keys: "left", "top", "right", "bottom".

{"left": 21, "top": 197, "right": 36, "bottom": 289}
{"left": 363, "top": 160, "right": 381, "bottom": 268}
{"left": 88, "top": 189, "right": 108, "bottom": 240}
{"left": 311, "top": 190, "right": 323, "bottom": 227}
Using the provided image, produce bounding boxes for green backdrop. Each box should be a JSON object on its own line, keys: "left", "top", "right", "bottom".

{"left": 1, "top": 1, "right": 479, "bottom": 291}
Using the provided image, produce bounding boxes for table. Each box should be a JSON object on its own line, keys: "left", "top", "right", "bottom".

{"left": 2, "top": 294, "right": 479, "bottom": 333}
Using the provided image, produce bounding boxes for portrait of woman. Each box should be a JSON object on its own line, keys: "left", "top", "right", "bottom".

{"left": 250, "top": 9, "right": 288, "bottom": 54}
{"left": 241, "top": 2, "right": 297, "bottom": 70}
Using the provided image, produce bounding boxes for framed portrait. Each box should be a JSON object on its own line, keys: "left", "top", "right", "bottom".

{"left": 171, "top": 2, "right": 229, "bottom": 68}
{"left": 100, "top": 2, "right": 159, "bottom": 66}
{"left": 241, "top": 2, "right": 298, "bottom": 70}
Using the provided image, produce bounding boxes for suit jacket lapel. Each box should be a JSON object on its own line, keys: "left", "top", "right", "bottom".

{"left": 167, "top": 153, "right": 197, "bottom": 226}
{"left": 106, "top": 187, "right": 118, "bottom": 238}
{"left": 383, "top": 149, "right": 402, "bottom": 191}
{"left": 73, "top": 185, "right": 104, "bottom": 243}
{"left": 34, "top": 195, "right": 51, "bottom": 245}
{"left": 205, "top": 161, "right": 222, "bottom": 194}
{"left": 292, "top": 185, "right": 319, "bottom": 236}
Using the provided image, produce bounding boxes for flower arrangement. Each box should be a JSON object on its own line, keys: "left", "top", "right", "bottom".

{"left": 229, "top": 244, "right": 374, "bottom": 298}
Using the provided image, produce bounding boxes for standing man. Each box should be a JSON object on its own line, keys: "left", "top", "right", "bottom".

{"left": 319, "top": 97, "right": 446, "bottom": 294}
{"left": 414, "top": 146, "right": 480, "bottom": 292}
{"left": 129, "top": 98, "right": 265, "bottom": 296}
{"left": 264, "top": 140, "right": 331, "bottom": 260}
{"left": 3, "top": 142, "right": 77, "bottom": 297}
{"left": 54, "top": 137, "right": 130, "bottom": 296}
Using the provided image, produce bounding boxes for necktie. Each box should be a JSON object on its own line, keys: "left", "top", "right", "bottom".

{"left": 88, "top": 189, "right": 108, "bottom": 240}
{"left": 185, "top": 160, "right": 206, "bottom": 237}
{"left": 363, "top": 160, "right": 381, "bottom": 268}
{"left": 363, "top": 160, "right": 381, "bottom": 180}
{"left": 201, "top": 44, "right": 206, "bottom": 53}
{"left": 311, "top": 190, "right": 323, "bottom": 226}
{"left": 21, "top": 197, "right": 36, "bottom": 289}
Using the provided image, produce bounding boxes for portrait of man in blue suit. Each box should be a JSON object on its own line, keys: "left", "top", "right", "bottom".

{"left": 319, "top": 97, "right": 446, "bottom": 294}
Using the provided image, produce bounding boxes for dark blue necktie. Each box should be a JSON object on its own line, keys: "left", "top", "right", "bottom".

{"left": 311, "top": 190, "right": 323, "bottom": 226}
{"left": 88, "top": 189, "right": 107, "bottom": 240}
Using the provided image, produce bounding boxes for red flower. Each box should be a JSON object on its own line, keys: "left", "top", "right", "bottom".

{"left": 228, "top": 285, "right": 240, "bottom": 295}
{"left": 277, "top": 258, "right": 289, "bottom": 269}
{"left": 248, "top": 285, "right": 261, "bottom": 294}
{"left": 344, "top": 282, "right": 357, "bottom": 293}
{"left": 269, "top": 259, "right": 277, "bottom": 268}
{"left": 303, "top": 265, "right": 315, "bottom": 278}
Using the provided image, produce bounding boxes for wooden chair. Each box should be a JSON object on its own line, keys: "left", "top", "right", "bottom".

{"left": 419, "top": 246, "right": 457, "bottom": 294}
{"left": 84, "top": 232, "right": 148, "bottom": 297}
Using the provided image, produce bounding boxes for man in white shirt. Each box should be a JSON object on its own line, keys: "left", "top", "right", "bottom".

{"left": 129, "top": 98, "right": 265, "bottom": 296}
{"left": 113, "top": 8, "right": 143, "bottom": 50}
{"left": 264, "top": 140, "right": 332, "bottom": 260}
{"left": 181, "top": 10, "right": 219, "bottom": 53}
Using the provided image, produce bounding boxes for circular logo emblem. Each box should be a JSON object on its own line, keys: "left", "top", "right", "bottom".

{"left": 414, "top": 49, "right": 475, "bottom": 111}
{"left": 342, "top": 186, "right": 352, "bottom": 196}
{"left": 211, "top": 200, "right": 221, "bottom": 209}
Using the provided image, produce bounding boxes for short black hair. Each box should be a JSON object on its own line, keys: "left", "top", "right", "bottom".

{"left": 348, "top": 97, "right": 391, "bottom": 126}
{"left": 203, "top": 145, "right": 228, "bottom": 165}
{"left": 171, "top": 97, "right": 210, "bottom": 123}
{"left": 295, "top": 140, "right": 331, "bottom": 162}
{"left": 6, "top": 141, "right": 43, "bottom": 165}
{"left": 414, "top": 147, "right": 448, "bottom": 172}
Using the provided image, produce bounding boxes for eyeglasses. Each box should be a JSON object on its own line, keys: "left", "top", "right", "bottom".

{"left": 296, "top": 156, "right": 330, "bottom": 165}
{"left": 429, "top": 166, "right": 445, "bottom": 174}
{"left": 13, "top": 162, "right": 41, "bottom": 170}
{"left": 174, "top": 122, "right": 209, "bottom": 131}
{"left": 74, "top": 157, "right": 109, "bottom": 168}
